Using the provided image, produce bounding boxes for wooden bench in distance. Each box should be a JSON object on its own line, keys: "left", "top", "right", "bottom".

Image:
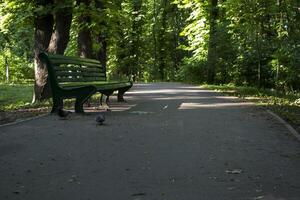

{"left": 38, "top": 52, "right": 133, "bottom": 113}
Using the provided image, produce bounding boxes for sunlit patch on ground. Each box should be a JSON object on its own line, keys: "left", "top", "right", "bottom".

{"left": 127, "top": 89, "right": 217, "bottom": 94}
{"left": 82, "top": 103, "right": 137, "bottom": 112}
{"left": 178, "top": 102, "right": 254, "bottom": 109}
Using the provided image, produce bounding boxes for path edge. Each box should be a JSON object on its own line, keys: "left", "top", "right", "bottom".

{"left": 266, "top": 110, "right": 300, "bottom": 142}
{"left": 0, "top": 113, "right": 49, "bottom": 128}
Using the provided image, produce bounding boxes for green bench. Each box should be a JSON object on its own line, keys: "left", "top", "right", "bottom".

{"left": 38, "top": 52, "right": 133, "bottom": 113}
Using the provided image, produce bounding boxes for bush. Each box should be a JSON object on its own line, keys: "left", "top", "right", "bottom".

{"left": 178, "top": 58, "right": 207, "bottom": 83}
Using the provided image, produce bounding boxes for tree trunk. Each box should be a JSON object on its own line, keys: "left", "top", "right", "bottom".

{"left": 48, "top": 0, "right": 73, "bottom": 54}
{"left": 153, "top": 0, "right": 157, "bottom": 76}
{"left": 206, "top": 0, "right": 218, "bottom": 84}
{"left": 158, "top": 0, "right": 167, "bottom": 81}
{"left": 33, "top": 0, "right": 73, "bottom": 102}
{"left": 95, "top": 0, "right": 107, "bottom": 71}
{"left": 96, "top": 34, "right": 107, "bottom": 72}
{"left": 171, "top": 5, "right": 180, "bottom": 80}
{"left": 33, "top": 0, "right": 54, "bottom": 102}
{"left": 77, "top": 0, "right": 93, "bottom": 58}
{"left": 5, "top": 57, "right": 9, "bottom": 83}
{"left": 130, "top": 0, "right": 143, "bottom": 79}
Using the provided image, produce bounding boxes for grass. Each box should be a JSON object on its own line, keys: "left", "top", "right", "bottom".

{"left": 0, "top": 83, "right": 106, "bottom": 124}
{"left": 0, "top": 83, "right": 104, "bottom": 111}
{"left": 0, "top": 83, "right": 36, "bottom": 110}
{"left": 202, "top": 84, "right": 300, "bottom": 132}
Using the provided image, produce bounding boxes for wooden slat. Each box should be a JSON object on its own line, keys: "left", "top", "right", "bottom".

{"left": 82, "top": 73, "right": 106, "bottom": 77}
{"left": 54, "top": 66, "right": 104, "bottom": 73}
{"left": 51, "top": 59, "right": 101, "bottom": 67}
{"left": 46, "top": 53, "right": 110, "bottom": 84}
{"left": 48, "top": 54, "right": 101, "bottom": 64}
{"left": 56, "top": 71, "right": 105, "bottom": 77}
{"left": 82, "top": 77, "right": 107, "bottom": 81}
{"left": 57, "top": 77, "right": 107, "bottom": 82}
{"left": 80, "top": 67, "right": 103, "bottom": 72}
{"left": 56, "top": 71, "right": 82, "bottom": 77}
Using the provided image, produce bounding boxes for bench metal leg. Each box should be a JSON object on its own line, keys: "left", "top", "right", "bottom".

{"left": 106, "top": 95, "right": 110, "bottom": 105}
{"left": 117, "top": 86, "right": 131, "bottom": 102}
{"left": 100, "top": 93, "right": 103, "bottom": 106}
{"left": 75, "top": 86, "right": 96, "bottom": 113}
{"left": 51, "top": 97, "right": 63, "bottom": 113}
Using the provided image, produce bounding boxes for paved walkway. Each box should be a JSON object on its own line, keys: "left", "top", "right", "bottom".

{"left": 0, "top": 83, "right": 299, "bottom": 200}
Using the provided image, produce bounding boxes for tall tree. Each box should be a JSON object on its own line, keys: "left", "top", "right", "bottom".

{"left": 76, "top": 0, "right": 93, "bottom": 58}
{"left": 206, "top": 0, "right": 218, "bottom": 84}
{"left": 48, "top": 0, "right": 73, "bottom": 54}
{"left": 33, "top": 0, "right": 73, "bottom": 102}
{"left": 130, "top": 0, "right": 144, "bottom": 78}
{"left": 157, "top": 0, "right": 167, "bottom": 81}
{"left": 95, "top": 0, "right": 107, "bottom": 70}
{"left": 33, "top": 0, "right": 55, "bottom": 102}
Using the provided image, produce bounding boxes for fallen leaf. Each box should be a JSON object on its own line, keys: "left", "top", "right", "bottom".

{"left": 131, "top": 193, "right": 146, "bottom": 196}
{"left": 130, "top": 111, "right": 153, "bottom": 115}
{"left": 227, "top": 187, "right": 236, "bottom": 190}
{"left": 226, "top": 169, "right": 243, "bottom": 174}
{"left": 254, "top": 196, "right": 264, "bottom": 200}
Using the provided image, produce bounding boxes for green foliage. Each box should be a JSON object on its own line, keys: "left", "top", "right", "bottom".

{"left": 0, "top": 50, "right": 34, "bottom": 82}
{"left": 177, "top": 0, "right": 299, "bottom": 92}
{"left": 0, "top": 0, "right": 34, "bottom": 83}
{"left": 178, "top": 58, "right": 207, "bottom": 83}
{"left": 0, "top": 0, "right": 298, "bottom": 93}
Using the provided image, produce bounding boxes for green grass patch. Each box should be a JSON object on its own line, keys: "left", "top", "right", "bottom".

{"left": 0, "top": 83, "right": 54, "bottom": 111}
{"left": 0, "top": 83, "right": 106, "bottom": 111}
{"left": 0, "top": 83, "right": 35, "bottom": 110}
{"left": 202, "top": 84, "right": 300, "bottom": 131}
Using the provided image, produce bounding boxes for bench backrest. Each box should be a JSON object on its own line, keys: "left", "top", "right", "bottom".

{"left": 39, "top": 53, "right": 106, "bottom": 89}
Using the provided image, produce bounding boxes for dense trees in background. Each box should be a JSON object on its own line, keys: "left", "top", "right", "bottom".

{"left": 178, "top": 0, "right": 299, "bottom": 90}
{"left": 0, "top": 0, "right": 299, "bottom": 98}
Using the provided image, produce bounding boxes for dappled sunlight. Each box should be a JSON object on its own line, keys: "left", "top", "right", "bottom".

{"left": 108, "top": 103, "right": 137, "bottom": 112}
{"left": 127, "top": 89, "right": 216, "bottom": 94}
{"left": 152, "top": 96, "right": 212, "bottom": 100}
{"left": 215, "top": 96, "right": 238, "bottom": 99}
{"left": 176, "top": 86, "right": 204, "bottom": 90}
{"left": 151, "top": 95, "right": 239, "bottom": 101}
{"left": 82, "top": 103, "right": 137, "bottom": 113}
{"left": 178, "top": 102, "right": 254, "bottom": 109}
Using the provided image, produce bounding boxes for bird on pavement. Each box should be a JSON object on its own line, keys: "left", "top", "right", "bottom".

{"left": 95, "top": 112, "right": 105, "bottom": 125}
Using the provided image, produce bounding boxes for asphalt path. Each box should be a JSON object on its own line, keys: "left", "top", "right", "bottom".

{"left": 0, "top": 83, "right": 300, "bottom": 200}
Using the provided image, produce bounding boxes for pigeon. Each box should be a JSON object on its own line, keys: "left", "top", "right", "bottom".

{"left": 95, "top": 112, "right": 105, "bottom": 125}
{"left": 57, "top": 108, "right": 71, "bottom": 119}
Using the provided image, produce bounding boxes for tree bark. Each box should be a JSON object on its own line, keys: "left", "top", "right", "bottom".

{"left": 48, "top": 0, "right": 73, "bottom": 54}
{"left": 96, "top": 34, "right": 107, "bottom": 72}
{"left": 206, "top": 0, "right": 218, "bottom": 84}
{"left": 33, "top": 0, "right": 73, "bottom": 102}
{"left": 5, "top": 57, "right": 9, "bottom": 83}
{"left": 153, "top": 0, "right": 157, "bottom": 76}
{"left": 130, "top": 0, "right": 143, "bottom": 79}
{"left": 77, "top": 0, "right": 93, "bottom": 58}
{"left": 158, "top": 0, "right": 167, "bottom": 81}
{"left": 95, "top": 0, "right": 107, "bottom": 71}
{"left": 115, "top": 0, "right": 129, "bottom": 76}
{"left": 33, "top": 0, "right": 54, "bottom": 102}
